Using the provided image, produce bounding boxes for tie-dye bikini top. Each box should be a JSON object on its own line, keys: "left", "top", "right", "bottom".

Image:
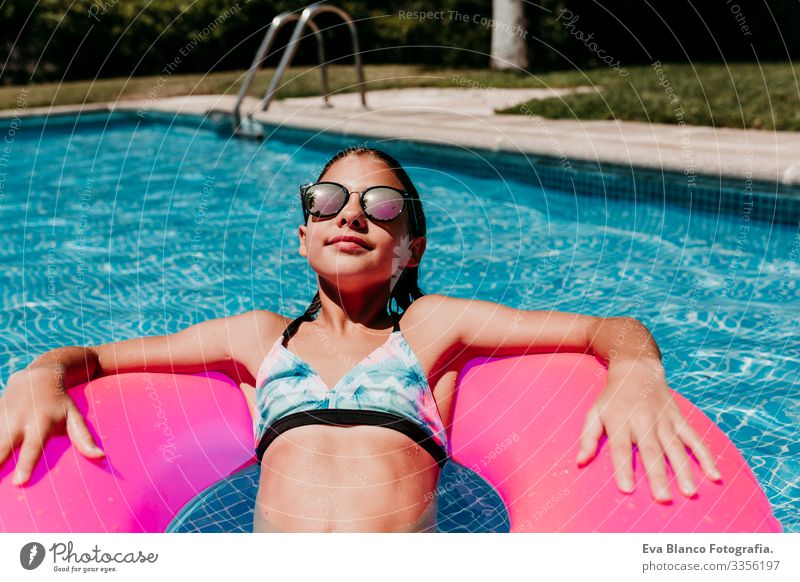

{"left": 253, "top": 311, "right": 449, "bottom": 469}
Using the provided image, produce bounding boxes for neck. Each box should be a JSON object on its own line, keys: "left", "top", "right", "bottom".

{"left": 314, "top": 278, "right": 394, "bottom": 334}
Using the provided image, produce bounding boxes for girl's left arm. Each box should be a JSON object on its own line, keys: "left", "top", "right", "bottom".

{"left": 574, "top": 316, "right": 721, "bottom": 502}
{"left": 416, "top": 294, "right": 721, "bottom": 503}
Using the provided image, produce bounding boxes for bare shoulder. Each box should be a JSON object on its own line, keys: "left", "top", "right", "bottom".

{"left": 228, "top": 309, "right": 290, "bottom": 345}
{"left": 401, "top": 293, "right": 464, "bottom": 348}
{"left": 406, "top": 293, "right": 458, "bottom": 317}
{"left": 403, "top": 293, "right": 456, "bottom": 321}
{"left": 402, "top": 293, "right": 478, "bottom": 326}
{"left": 225, "top": 309, "right": 290, "bottom": 366}
{"left": 402, "top": 293, "right": 518, "bottom": 351}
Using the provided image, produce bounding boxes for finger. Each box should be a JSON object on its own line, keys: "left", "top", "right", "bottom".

{"left": 0, "top": 421, "right": 22, "bottom": 470}
{"left": 0, "top": 437, "right": 10, "bottom": 469}
{"left": 659, "top": 422, "right": 697, "bottom": 497}
{"left": 636, "top": 431, "right": 672, "bottom": 503}
{"left": 0, "top": 422, "right": 20, "bottom": 467}
{"left": 576, "top": 407, "right": 603, "bottom": 465}
{"left": 606, "top": 424, "right": 635, "bottom": 493}
{"left": 65, "top": 403, "right": 104, "bottom": 458}
{"left": 674, "top": 420, "right": 721, "bottom": 481}
{"left": 12, "top": 427, "right": 47, "bottom": 486}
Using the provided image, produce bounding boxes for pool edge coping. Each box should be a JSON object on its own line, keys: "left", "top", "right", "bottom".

{"left": 2, "top": 102, "right": 799, "bottom": 226}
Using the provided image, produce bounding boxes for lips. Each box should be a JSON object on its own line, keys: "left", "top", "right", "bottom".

{"left": 327, "top": 235, "right": 372, "bottom": 250}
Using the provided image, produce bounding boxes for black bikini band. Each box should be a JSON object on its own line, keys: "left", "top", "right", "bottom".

{"left": 256, "top": 409, "right": 449, "bottom": 469}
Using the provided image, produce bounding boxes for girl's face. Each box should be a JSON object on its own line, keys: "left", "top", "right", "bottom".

{"left": 298, "top": 155, "right": 425, "bottom": 293}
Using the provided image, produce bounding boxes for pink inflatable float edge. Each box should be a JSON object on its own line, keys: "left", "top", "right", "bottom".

{"left": 0, "top": 353, "right": 782, "bottom": 532}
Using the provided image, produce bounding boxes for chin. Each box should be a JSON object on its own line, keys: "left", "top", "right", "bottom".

{"left": 317, "top": 267, "right": 390, "bottom": 289}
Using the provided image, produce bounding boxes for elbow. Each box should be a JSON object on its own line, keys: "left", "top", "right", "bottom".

{"left": 609, "top": 316, "right": 662, "bottom": 362}
{"left": 33, "top": 346, "right": 100, "bottom": 380}
{"left": 620, "top": 316, "right": 655, "bottom": 339}
{"left": 586, "top": 315, "right": 650, "bottom": 353}
{"left": 620, "top": 316, "right": 647, "bottom": 335}
{"left": 610, "top": 315, "right": 648, "bottom": 333}
{"left": 583, "top": 315, "right": 607, "bottom": 350}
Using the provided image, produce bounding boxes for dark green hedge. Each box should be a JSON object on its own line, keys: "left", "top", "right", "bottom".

{"left": 2, "top": 0, "right": 799, "bottom": 84}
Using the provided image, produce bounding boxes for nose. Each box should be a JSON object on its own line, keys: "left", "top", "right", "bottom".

{"left": 336, "top": 191, "right": 367, "bottom": 227}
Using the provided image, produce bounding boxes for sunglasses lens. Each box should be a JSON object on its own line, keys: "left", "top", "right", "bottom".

{"left": 363, "top": 187, "right": 405, "bottom": 221}
{"left": 305, "top": 183, "right": 346, "bottom": 216}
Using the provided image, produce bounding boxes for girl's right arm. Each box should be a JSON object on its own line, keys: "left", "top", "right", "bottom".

{"left": 0, "top": 311, "right": 269, "bottom": 486}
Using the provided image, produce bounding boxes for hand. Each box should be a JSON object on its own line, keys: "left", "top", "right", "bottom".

{"left": 575, "top": 360, "right": 721, "bottom": 502}
{"left": 0, "top": 369, "right": 105, "bottom": 486}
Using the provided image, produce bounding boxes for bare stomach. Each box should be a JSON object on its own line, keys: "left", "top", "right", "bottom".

{"left": 253, "top": 425, "right": 442, "bottom": 532}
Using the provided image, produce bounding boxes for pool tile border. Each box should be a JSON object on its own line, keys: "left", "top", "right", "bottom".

{"left": 262, "top": 121, "right": 800, "bottom": 227}
{"left": 3, "top": 107, "right": 798, "bottom": 226}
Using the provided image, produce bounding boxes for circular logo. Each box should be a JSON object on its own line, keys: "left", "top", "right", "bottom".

{"left": 20, "top": 542, "right": 46, "bottom": 570}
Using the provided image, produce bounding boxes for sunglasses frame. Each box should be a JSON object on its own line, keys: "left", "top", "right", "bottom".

{"left": 299, "top": 181, "right": 419, "bottom": 233}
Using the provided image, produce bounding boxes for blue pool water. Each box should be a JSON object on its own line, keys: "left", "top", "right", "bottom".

{"left": 0, "top": 113, "right": 797, "bottom": 532}
{"left": 165, "top": 460, "right": 509, "bottom": 533}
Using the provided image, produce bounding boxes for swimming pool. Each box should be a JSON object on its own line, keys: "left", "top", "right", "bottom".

{"left": 0, "top": 111, "right": 797, "bottom": 532}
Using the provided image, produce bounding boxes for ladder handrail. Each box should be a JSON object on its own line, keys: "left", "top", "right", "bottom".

{"left": 232, "top": 10, "right": 329, "bottom": 127}
{"left": 260, "top": 2, "right": 366, "bottom": 112}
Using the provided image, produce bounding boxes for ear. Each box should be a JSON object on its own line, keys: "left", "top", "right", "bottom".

{"left": 406, "top": 235, "right": 426, "bottom": 268}
{"left": 298, "top": 224, "right": 308, "bottom": 257}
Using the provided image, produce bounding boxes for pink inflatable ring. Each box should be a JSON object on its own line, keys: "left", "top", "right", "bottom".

{"left": 0, "top": 352, "right": 782, "bottom": 532}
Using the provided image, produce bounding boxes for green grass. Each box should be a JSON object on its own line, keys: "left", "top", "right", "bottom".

{"left": 0, "top": 64, "right": 561, "bottom": 111}
{"left": 499, "top": 62, "right": 800, "bottom": 132}
{"left": 2, "top": 63, "right": 799, "bottom": 131}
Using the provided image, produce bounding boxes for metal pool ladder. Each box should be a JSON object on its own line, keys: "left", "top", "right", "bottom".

{"left": 220, "top": 2, "right": 367, "bottom": 138}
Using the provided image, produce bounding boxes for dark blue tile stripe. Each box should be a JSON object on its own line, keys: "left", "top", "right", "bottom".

{"left": 6, "top": 109, "right": 797, "bottom": 226}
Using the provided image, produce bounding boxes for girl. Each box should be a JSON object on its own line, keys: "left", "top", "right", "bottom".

{"left": 0, "top": 146, "right": 720, "bottom": 533}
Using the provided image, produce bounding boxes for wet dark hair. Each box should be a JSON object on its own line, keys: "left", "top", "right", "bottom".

{"left": 289, "top": 146, "right": 427, "bottom": 331}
